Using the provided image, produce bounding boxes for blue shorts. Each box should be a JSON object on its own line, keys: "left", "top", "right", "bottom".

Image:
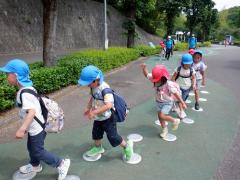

{"left": 156, "top": 101, "right": 174, "bottom": 114}
{"left": 196, "top": 79, "right": 202, "bottom": 90}
{"left": 180, "top": 88, "right": 191, "bottom": 101}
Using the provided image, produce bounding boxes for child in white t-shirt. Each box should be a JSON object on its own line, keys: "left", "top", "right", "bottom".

{"left": 0, "top": 59, "right": 70, "bottom": 180}
{"left": 192, "top": 50, "right": 207, "bottom": 110}
{"left": 172, "top": 54, "right": 196, "bottom": 118}
{"left": 78, "top": 65, "right": 133, "bottom": 161}
{"left": 140, "top": 63, "right": 186, "bottom": 138}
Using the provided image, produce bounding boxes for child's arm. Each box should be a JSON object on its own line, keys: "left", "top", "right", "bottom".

{"left": 201, "top": 71, "right": 206, "bottom": 86}
{"left": 88, "top": 102, "right": 113, "bottom": 120}
{"left": 84, "top": 97, "right": 93, "bottom": 116}
{"left": 140, "top": 63, "right": 149, "bottom": 78}
{"left": 191, "top": 74, "right": 196, "bottom": 90}
{"left": 171, "top": 72, "right": 177, "bottom": 81}
{"left": 173, "top": 93, "right": 187, "bottom": 110}
{"left": 16, "top": 109, "right": 35, "bottom": 139}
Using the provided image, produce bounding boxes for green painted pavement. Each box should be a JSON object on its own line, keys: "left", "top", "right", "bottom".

{"left": 0, "top": 51, "right": 239, "bottom": 180}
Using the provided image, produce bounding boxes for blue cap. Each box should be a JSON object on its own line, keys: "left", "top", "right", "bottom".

{"left": 181, "top": 54, "right": 193, "bottom": 65}
{"left": 78, "top": 65, "right": 104, "bottom": 86}
{"left": 0, "top": 59, "right": 33, "bottom": 87}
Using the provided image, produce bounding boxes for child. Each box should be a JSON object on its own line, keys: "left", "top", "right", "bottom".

{"left": 159, "top": 41, "right": 165, "bottom": 58}
{"left": 192, "top": 50, "right": 207, "bottom": 110}
{"left": 188, "top": 48, "right": 195, "bottom": 56}
{"left": 171, "top": 54, "right": 196, "bottom": 118}
{"left": 0, "top": 59, "right": 70, "bottom": 180}
{"left": 78, "top": 65, "right": 133, "bottom": 161}
{"left": 140, "top": 64, "right": 186, "bottom": 138}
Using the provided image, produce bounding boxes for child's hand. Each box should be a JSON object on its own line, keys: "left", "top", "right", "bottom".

{"left": 182, "top": 102, "right": 187, "bottom": 110}
{"left": 84, "top": 109, "right": 91, "bottom": 116}
{"left": 202, "top": 81, "right": 206, "bottom": 86}
{"left": 16, "top": 128, "right": 26, "bottom": 139}
{"left": 140, "top": 63, "right": 147, "bottom": 69}
{"left": 192, "top": 85, "right": 196, "bottom": 91}
{"left": 88, "top": 110, "right": 96, "bottom": 120}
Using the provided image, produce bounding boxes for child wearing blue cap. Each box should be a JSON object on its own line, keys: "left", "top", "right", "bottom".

{"left": 78, "top": 65, "right": 133, "bottom": 161}
{"left": 172, "top": 54, "right": 196, "bottom": 118}
{"left": 192, "top": 50, "right": 207, "bottom": 110}
{"left": 0, "top": 59, "right": 70, "bottom": 180}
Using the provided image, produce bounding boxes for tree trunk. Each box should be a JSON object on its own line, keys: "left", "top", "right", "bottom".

{"left": 126, "top": 0, "right": 136, "bottom": 48}
{"left": 127, "top": 28, "right": 135, "bottom": 48}
{"left": 42, "top": 0, "right": 58, "bottom": 67}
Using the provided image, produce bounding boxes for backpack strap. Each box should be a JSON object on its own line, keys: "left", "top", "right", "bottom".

{"left": 19, "top": 89, "right": 47, "bottom": 129}
{"left": 176, "top": 66, "right": 194, "bottom": 80}
{"left": 190, "top": 67, "right": 193, "bottom": 78}
{"left": 175, "top": 66, "right": 181, "bottom": 80}
{"left": 91, "top": 88, "right": 114, "bottom": 101}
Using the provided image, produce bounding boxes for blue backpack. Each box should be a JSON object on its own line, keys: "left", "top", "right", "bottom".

{"left": 92, "top": 88, "right": 128, "bottom": 122}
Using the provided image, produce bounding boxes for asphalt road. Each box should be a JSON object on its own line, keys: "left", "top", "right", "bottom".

{"left": 0, "top": 45, "right": 240, "bottom": 180}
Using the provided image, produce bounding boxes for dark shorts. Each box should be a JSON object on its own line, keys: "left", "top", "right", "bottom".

{"left": 92, "top": 114, "right": 123, "bottom": 147}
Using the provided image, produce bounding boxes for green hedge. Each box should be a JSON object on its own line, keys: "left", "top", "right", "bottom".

{"left": 174, "top": 42, "right": 188, "bottom": 51}
{"left": 0, "top": 74, "right": 18, "bottom": 111}
{"left": 134, "top": 45, "right": 160, "bottom": 56}
{"left": 174, "top": 41, "right": 212, "bottom": 51}
{"left": 1, "top": 46, "right": 160, "bottom": 112}
{"left": 198, "top": 41, "right": 211, "bottom": 47}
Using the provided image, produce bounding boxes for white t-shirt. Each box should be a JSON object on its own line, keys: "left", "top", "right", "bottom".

{"left": 147, "top": 73, "right": 180, "bottom": 102}
{"left": 16, "top": 87, "right": 44, "bottom": 136}
{"left": 192, "top": 61, "right": 207, "bottom": 80}
{"left": 91, "top": 81, "right": 114, "bottom": 121}
{"left": 174, "top": 67, "right": 196, "bottom": 90}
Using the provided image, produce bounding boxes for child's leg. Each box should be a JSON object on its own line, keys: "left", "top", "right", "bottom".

{"left": 86, "top": 120, "right": 105, "bottom": 157}
{"left": 92, "top": 120, "right": 104, "bottom": 146}
{"left": 194, "top": 89, "right": 200, "bottom": 102}
{"left": 103, "top": 116, "right": 133, "bottom": 160}
{"left": 157, "top": 102, "right": 180, "bottom": 128}
{"left": 28, "top": 131, "right": 62, "bottom": 168}
{"left": 158, "top": 112, "right": 176, "bottom": 124}
{"left": 194, "top": 80, "right": 201, "bottom": 109}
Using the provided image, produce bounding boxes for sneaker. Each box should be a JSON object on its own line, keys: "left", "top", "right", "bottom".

{"left": 195, "top": 102, "right": 200, "bottom": 110}
{"left": 179, "top": 110, "right": 187, "bottom": 119}
{"left": 160, "top": 127, "right": 168, "bottom": 138}
{"left": 19, "top": 164, "right": 42, "bottom": 174}
{"left": 172, "top": 118, "right": 180, "bottom": 130}
{"left": 123, "top": 140, "right": 133, "bottom": 161}
{"left": 58, "top": 159, "right": 70, "bottom": 180}
{"left": 86, "top": 146, "right": 105, "bottom": 157}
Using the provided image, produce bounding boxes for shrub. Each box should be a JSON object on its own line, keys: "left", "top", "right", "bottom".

{"left": 134, "top": 45, "right": 160, "bottom": 56}
{"left": 198, "top": 41, "right": 211, "bottom": 47}
{"left": 0, "top": 46, "right": 159, "bottom": 112}
{"left": 174, "top": 42, "right": 188, "bottom": 51}
{"left": 31, "top": 67, "right": 73, "bottom": 94}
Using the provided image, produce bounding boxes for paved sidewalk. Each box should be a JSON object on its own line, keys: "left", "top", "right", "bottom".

{"left": 0, "top": 46, "right": 240, "bottom": 179}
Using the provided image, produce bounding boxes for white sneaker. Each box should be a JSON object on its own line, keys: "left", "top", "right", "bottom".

{"left": 19, "top": 164, "right": 42, "bottom": 174}
{"left": 172, "top": 118, "right": 180, "bottom": 131}
{"left": 160, "top": 127, "right": 168, "bottom": 138}
{"left": 179, "top": 111, "right": 187, "bottom": 119}
{"left": 58, "top": 159, "right": 70, "bottom": 180}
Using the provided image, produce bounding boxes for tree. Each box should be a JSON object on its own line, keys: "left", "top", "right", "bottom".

{"left": 157, "top": 0, "right": 185, "bottom": 36}
{"left": 183, "top": 0, "right": 216, "bottom": 37}
{"left": 200, "top": 8, "right": 218, "bottom": 41}
{"left": 42, "top": 0, "right": 58, "bottom": 67}
{"left": 123, "top": 0, "right": 136, "bottom": 48}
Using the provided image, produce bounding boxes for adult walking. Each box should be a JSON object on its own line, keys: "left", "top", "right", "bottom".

{"left": 188, "top": 34, "right": 197, "bottom": 49}
{"left": 164, "top": 36, "right": 174, "bottom": 60}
